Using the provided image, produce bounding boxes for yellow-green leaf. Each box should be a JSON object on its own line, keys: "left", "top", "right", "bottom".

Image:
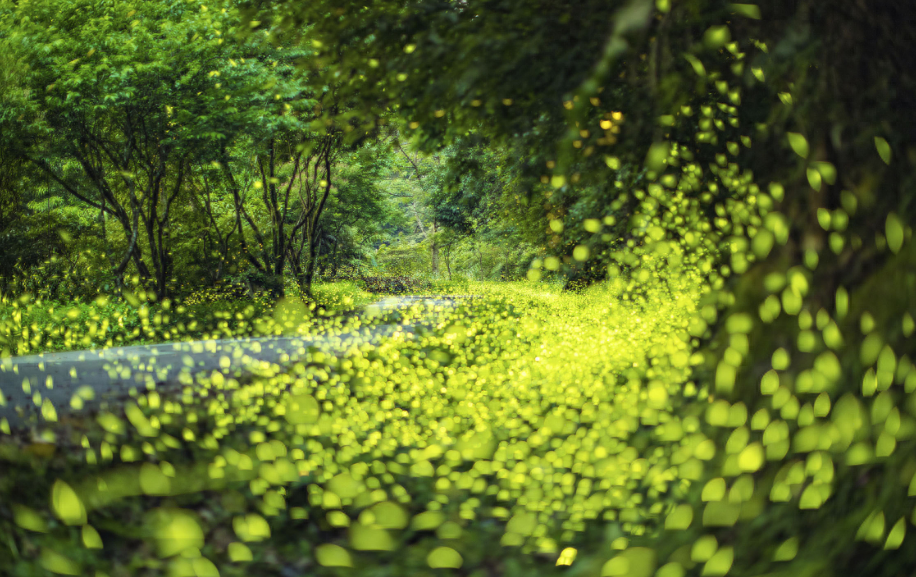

{"left": 315, "top": 544, "right": 352, "bottom": 567}
{"left": 51, "top": 480, "right": 86, "bottom": 526}
{"left": 886, "top": 213, "right": 904, "bottom": 254}
{"left": 427, "top": 546, "right": 463, "bottom": 569}
{"left": 787, "top": 133, "right": 809, "bottom": 159}
{"left": 369, "top": 501, "right": 409, "bottom": 529}
{"left": 350, "top": 522, "right": 396, "bottom": 551}
{"left": 228, "top": 542, "right": 253, "bottom": 562}
{"left": 39, "top": 548, "right": 80, "bottom": 576}
{"left": 806, "top": 168, "right": 822, "bottom": 191}
{"left": 13, "top": 505, "right": 48, "bottom": 532}
{"left": 728, "top": 3, "right": 761, "bottom": 18}
{"left": 665, "top": 504, "right": 694, "bottom": 530}
{"left": 411, "top": 510, "right": 445, "bottom": 531}
{"left": 646, "top": 142, "right": 671, "bottom": 172}
{"left": 875, "top": 136, "right": 892, "bottom": 164}
{"left": 233, "top": 513, "right": 271, "bottom": 542}
{"left": 702, "top": 546, "right": 734, "bottom": 576}
{"left": 691, "top": 535, "right": 718, "bottom": 562}
{"left": 82, "top": 525, "right": 103, "bottom": 549}
{"left": 751, "top": 229, "right": 775, "bottom": 258}
{"left": 327, "top": 473, "right": 362, "bottom": 499}
{"left": 703, "top": 26, "right": 731, "bottom": 49}
{"left": 140, "top": 463, "right": 172, "bottom": 496}
{"left": 684, "top": 54, "right": 706, "bottom": 77}
{"left": 285, "top": 393, "right": 320, "bottom": 424}
{"left": 885, "top": 518, "right": 906, "bottom": 550}
{"left": 150, "top": 508, "right": 204, "bottom": 557}
{"left": 507, "top": 512, "right": 537, "bottom": 536}
{"left": 737, "top": 443, "right": 764, "bottom": 472}
{"left": 773, "top": 537, "right": 798, "bottom": 561}
{"left": 602, "top": 548, "right": 656, "bottom": 577}
{"left": 813, "top": 161, "right": 837, "bottom": 185}
{"left": 657, "top": 563, "right": 686, "bottom": 577}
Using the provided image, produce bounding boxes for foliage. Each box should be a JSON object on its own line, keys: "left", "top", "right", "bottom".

{"left": 2, "top": 0, "right": 916, "bottom": 576}
{"left": 1, "top": 281, "right": 711, "bottom": 577}
{"left": 0, "top": 281, "right": 375, "bottom": 358}
{"left": 0, "top": 0, "right": 386, "bottom": 299}
{"left": 356, "top": 276, "right": 432, "bottom": 295}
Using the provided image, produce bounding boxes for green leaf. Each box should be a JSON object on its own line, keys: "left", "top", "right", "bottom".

{"left": 875, "top": 136, "right": 892, "bottom": 164}
{"left": 139, "top": 463, "right": 172, "bottom": 496}
{"left": 751, "top": 229, "right": 775, "bottom": 258}
{"left": 728, "top": 3, "right": 762, "bottom": 18}
{"left": 646, "top": 141, "right": 671, "bottom": 172}
{"left": 798, "top": 485, "right": 823, "bottom": 509}
{"left": 506, "top": 512, "right": 537, "bottom": 535}
{"left": 228, "top": 542, "right": 253, "bottom": 562}
{"left": 787, "top": 133, "right": 809, "bottom": 158}
{"left": 773, "top": 537, "right": 798, "bottom": 561}
{"left": 315, "top": 544, "right": 352, "bottom": 567}
{"left": 350, "top": 523, "right": 396, "bottom": 551}
{"left": 886, "top": 518, "right": 906, "bottom": 550}
{"left": 691, "top": 536, "right": 718, "bottom": 562}
{"left": 702, "top": 547, "right": 734, "bottom": 576}
{"left": 284, "top": 393, "right": 320, "bottom": 424}
{"left": 703, "top": 26, "right": 731, "bottom": 50}
{"left": 427, "top": 546, "right": 463, "bottom": 569}
{"left": 369, "top": 501, "right": 409, "bottom": 529}
{"left": 665, "top": 504, "right": 694, "bottom": 530}
{"left": 683, "top": 54, "right": 706, "bottom": 77}
{"left": 411, "top": 510, "right": 445, "bottom": 530}
{"left": 812, "top": 161, "right": 837, "bottom": 184}
{"left": 806, "top": 167, "right": 822, "bottom": 191}
{"left": 51, "top": 480, "right": 87, "bottom": 526}
{"left": 82, "top": 525, "right": 104, "bottom": 549}
{"left": 13, "top": 505, "right": 48, "bottom": 533}
{"left": 39, "top": 548, "right": 80, "bottom": 576}
{"left": 150, "top": 508, "right": 205, "bottom": 557}
{"left": 886, "top": 213, "right": 904, "bottom": 254}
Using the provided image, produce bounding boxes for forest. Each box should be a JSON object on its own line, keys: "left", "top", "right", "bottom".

{"left": 1, "top": 0, "right": 915, "bottom": 576}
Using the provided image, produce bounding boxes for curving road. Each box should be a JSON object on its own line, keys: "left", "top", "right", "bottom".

{"left": 0, "top": 296, "right": 467, "bottom": 431}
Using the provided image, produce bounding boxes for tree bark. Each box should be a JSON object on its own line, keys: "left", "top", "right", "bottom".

{"left": 431, "top": 217, "right": 439, "bottom": 277}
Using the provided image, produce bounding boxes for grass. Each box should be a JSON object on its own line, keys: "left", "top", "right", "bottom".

{"left": 0, "top": 281, "right": 378, "bottom": 358}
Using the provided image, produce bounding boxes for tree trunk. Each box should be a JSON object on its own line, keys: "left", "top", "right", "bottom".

{"left": 331, "top": 237, "right": 340, "bottom": 278}
{"left": 431, "top": 218, "right": 439, "bottom": 277}
{"left": 303, "top": 231, "right": 319, "bottom": 297}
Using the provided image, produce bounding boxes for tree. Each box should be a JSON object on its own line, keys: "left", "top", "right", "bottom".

{"left": 311, "top": 144, "right": 391, "bottom": 278}
{"left": 0, "top": 0, "right": 379, "bottom": 299}
{"left": 0, "top": 0, "right": 271, "bottom": 297}
{"left": 391, "top": 134, "right": 446, "bottom": 276}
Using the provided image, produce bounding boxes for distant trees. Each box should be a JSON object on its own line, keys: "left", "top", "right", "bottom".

{"left": 0, "top": 0, "right": 383, "bottom": 300}
{"left": 1, "top": 0, "right": 237, "bottom": 296}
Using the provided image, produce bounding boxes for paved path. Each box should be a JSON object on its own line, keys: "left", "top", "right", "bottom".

{"left": 0, "top": 296, "right": 466, "bottom": 430}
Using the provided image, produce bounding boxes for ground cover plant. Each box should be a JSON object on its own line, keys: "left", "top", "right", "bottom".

{"left": 2, "top": 0, "right": 916, "bottom": 576}
{"left": 0, "top": 281, "right": 377, "bottom": 358}
{"left": 1, "top": 281, "right": 712, "bottom": 577}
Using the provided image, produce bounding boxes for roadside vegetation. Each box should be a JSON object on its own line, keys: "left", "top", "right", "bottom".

{"left": 0, "top": 281, "right": 377, "bottom": 358}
